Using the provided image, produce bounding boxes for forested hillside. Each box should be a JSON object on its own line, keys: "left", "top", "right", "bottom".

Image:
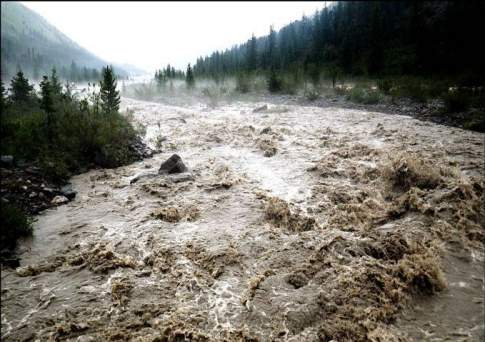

{"left": 0, "top": 2, "right": 128, "bottom": 81}
{"left": 193, "top": 1, "right": 484, "bottom": 84}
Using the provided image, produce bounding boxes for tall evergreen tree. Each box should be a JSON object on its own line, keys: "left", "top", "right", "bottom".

{"left": 0, "top": 80, "right": 6, "bottom": 113}
{"left": 246, "top": 34, "right": 258, "bottom": 71}
{"left": 39, "top": 75, "right": 56, "bottom": 142}
{"left": 100, "top": 65, "right": 121, "bottom": 114}
{"left": 50, "top": 68, "right": 62, "bottom": 96}
{"left": 40, "top": 76, "right": 54, "bottom": 114}
{"left": 185, "top": 63, "right": 195, "bottom": 89}
{"left": 8, "top": 70, "right": 34, "bottom": 104}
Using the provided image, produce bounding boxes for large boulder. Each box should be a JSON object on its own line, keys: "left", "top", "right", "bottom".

{"left": 158, "top": 154, "right": 188, "bottom": 174}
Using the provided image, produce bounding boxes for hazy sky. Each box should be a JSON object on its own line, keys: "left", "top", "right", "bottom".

{"left": 21, "top": 1, "right": 325, "bottom": 72}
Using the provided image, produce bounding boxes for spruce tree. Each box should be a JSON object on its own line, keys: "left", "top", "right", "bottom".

{"left": 40, "top": 75, "right": 56, "bottom": 143}
{"left": 9, "top": 70, "right": 34, "bottom": 104}
{"left": 185, "top": 63, "right": 195, "bottom": 89}
{"left": 267, "top": 68, "right": 282, "bottom": 93}
{"left": 50, "top": 68, "right": 62, "bottom": 96}
{"left": 246, "top": 34, "right": 258, "bottom": 72}
{"left": 99, "top": 65, "right": 120, "bottom": 114}
{"left": 40, "top": 76, "right": 54, "bottom": 114}
{"left": 0, "top": 80, "right": 5, "bottom": 112}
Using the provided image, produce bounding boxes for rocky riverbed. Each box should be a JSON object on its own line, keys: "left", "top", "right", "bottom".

{"left": 1, "top": 97, "right": 483, "bottom": 341}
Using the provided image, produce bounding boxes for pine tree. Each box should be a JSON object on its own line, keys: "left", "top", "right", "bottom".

{"left": 0, "top": 80, "right": 6, "bottom": 112}
{"left": 8, "top": 70, "right": 34, "bottom": 104}
{"left": 50, "top": 68, "right": 62, "bottom": 96}
{"left": 185, "top": 63, "right": 195, "bottom": 89}
{"left": 267, "top": 68, "right": 282, "bottom": 93}
{"left": 39, "top": 75, "right": 56, "bottom": 144}
{"left": 40, "top": 76, "right": 55, "bottom": 114}
{"left": 246, "top": 34, "right": 258, "bottom": 71}
{"left": 265, "top": 26, "right": 276, "bottom": 70}
{"left": 99, "top": 65, "right": 121, "bottom": 114}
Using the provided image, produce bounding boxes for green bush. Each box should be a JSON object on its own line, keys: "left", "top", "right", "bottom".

{"left": 236, "top": 73, "right": 250, "bottom": 93}
{"left": 268, "top": 71, "right": 283, "bottom": 93}
{"left": 391, "top": 78, "right": 428, "bottom": 102}
{"left": 305, "top": 89, "right": 320, "bottom": 101}
{"left": 1, "top": 69, "right": 142, "bottom": 183}
{"left": 462, "top": 110, "right": 485, "bottom": 132}
{"left": 0, "top": 203, "right": 33, "bottom": 251}
{"left": 442, "top": 89, "right": 471, "bottom": 113}
{"left": 347, "top": 86, "right": 382, "bottom": 104}
{"left": 377, "top": 79, "right": 393, "bottom": 95}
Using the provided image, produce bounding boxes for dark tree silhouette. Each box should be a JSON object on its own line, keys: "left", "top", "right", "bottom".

{"left": 99, "top": 65, "right": 120, "bottom": 114}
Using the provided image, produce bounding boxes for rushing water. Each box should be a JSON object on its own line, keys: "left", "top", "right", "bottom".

{"left": 1, "top": 97, "right": 484, "bottom": 341}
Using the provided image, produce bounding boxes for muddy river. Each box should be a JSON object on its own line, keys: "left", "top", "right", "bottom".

{"left": 1, "top": 97, "right": 484, "bottom": 341}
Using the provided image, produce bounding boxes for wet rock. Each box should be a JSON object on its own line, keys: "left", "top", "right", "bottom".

{"left": 253, "top": 104, "right": 268, "bottom": 113}
{"left": 61, "top": 184, "right": 77, "bottom": 200}
{"left": 129, "top": 172, "right": 158, "bottom": 184}
{"left": 158, "top": 154, "right": 188, "bottom": 174}
{"left": 51, "top": 195, "right": 69, "bottom": 205}
{"left": 167, "top": 172, "right": 194, "bottom": 183}
{"left": 0, "top": 155, "right": 14, "bottom": 167}
{"left": 260, "top": 127, "right": 272, "bottom": 134}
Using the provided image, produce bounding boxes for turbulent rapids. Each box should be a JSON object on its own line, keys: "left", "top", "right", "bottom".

{"left": 1, "top": 97, "right": 484, "bottom": 341}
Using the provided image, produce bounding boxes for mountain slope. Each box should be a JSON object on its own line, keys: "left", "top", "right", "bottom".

{"left": 1, "top": 2, "right": 128, "bottom": 80}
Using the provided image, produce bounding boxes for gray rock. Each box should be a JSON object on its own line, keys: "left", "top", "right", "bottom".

{"left": 167, "top": 172, "right": 194, "bottom": 183}
{"left": 0, "top": 155, "right": 14, "bottom": 167}
{"left": 61, "top": 184, "right": 77, "bottom": 200}
{"left": 129, "top": 172, "right": 158, "bottom": 184}
{"left": 51, "top": 195, "right": 69, "bottom": 205}
{"left": 158, "top": 154, "right": 188, "bottom": 174}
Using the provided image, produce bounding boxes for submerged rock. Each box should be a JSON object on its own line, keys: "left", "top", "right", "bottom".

{"left": 167, "top": 172, "right": 194, "bottom": 183}
{"left": 158, "top": 154, "right": 188, "bottom": 174}
{"left": 253, "top": 104, "right": 268, "bottom": 113}
{"left": 51, "top": 195, "right": 69, "bottom": 205}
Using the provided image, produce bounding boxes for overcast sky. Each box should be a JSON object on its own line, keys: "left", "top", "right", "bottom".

{"left": 22, "top": 1, "right": 326, "bottom": 72}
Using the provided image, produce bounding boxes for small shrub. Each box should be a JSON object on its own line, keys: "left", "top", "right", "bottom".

{"left": 391, "top": 78, "right": 428, "bottom": 102}
{"left": 0, "top": 203, "right": 33, "bottom": 251}
{"left": 463, "top": 110, "right": 485, "bottom": 132}
{"left": 305, "top": 90, "right": 320, "bottom": 101}
{"left": 377, "top": 79, "right": 393, "bottom": 95}
{"left": 267, "top": 71, "right": 283, "bottom": 93}
{"left": 442, "top": 89, "right": 471, "bottom": 113}
{"left": 236, "top": 73, "right": 250, "bottom": 93}
{"left": 333, "top": 86, "right": 348, "bottom": 96}
{"left": 348, "top": 86, "right": 382, "bottom": 105}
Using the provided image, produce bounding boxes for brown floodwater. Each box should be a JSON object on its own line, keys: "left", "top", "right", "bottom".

{"left": 1, "top": 97, "right": 483, "bottom": 341}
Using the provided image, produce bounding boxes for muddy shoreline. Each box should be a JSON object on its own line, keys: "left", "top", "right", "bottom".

{"left": 1, "top": 97, "right": 483, "bottom": 341}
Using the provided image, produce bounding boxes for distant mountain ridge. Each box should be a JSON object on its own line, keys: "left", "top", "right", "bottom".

{"left": 1, "top": 2, "right": 134, "bottom": 80}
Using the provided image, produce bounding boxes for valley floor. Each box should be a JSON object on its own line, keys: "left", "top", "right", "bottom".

{"left": 1, "top": 97, "right": 484, "bottom": 341}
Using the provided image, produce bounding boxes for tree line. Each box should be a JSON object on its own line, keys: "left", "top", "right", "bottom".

{"left": 1, "top": 45, "right": 105, "bottom": 83}
{"left": 0, "top": 64, "right": 142, "bottom": 184}
{"left": 192, "top": 1, "right": 484, "bottom": 85}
